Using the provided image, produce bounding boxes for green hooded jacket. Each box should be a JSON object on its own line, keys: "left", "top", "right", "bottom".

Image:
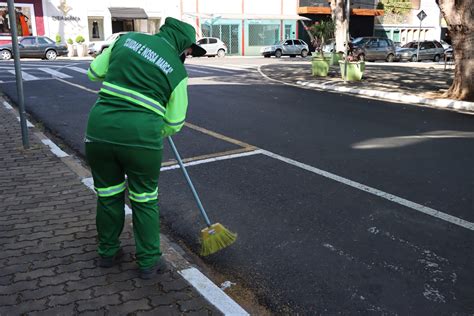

{"left": 85, "top": 17, "right": 197, "bottom": 149}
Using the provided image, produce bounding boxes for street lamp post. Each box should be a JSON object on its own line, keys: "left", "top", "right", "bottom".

{"left": 7, "top": 0, "right": 29, "bottom": 149}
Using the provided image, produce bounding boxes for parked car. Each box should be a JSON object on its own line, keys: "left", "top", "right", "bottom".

{"left": 260, "top": 39, "right": 309, "bottom": 58}
{"left": 196, "top": 37, "right": 227, "bottom": 57}
{"left": 395, "top": 40, "right": 445, "bottom": 62}
{"left": 0, "top": 36, "right": 68, "bottom": 61}
{"left": 439, "top": 39, "right": 452, "bottom": 50}
{"left": 88, "top": 32, "right": 128, "bottom": 57}
{"left": 351, "top": 37, "right": 396, "bottom": 62}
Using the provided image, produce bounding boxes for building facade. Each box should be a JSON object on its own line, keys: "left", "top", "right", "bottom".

{"left": 297, "top": 0, "right": 384, "bottom": 49}
{"left": 1, "top": 0, "right": 309, "bottom": 55}
{"left": 374, "top": 0, "right": 443, "bottom": 45}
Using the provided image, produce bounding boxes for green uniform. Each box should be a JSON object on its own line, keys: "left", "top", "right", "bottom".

{"left": 85, "top": 18, "right": 195, "bottom": 269}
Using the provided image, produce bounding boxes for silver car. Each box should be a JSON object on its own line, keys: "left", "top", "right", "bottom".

{"left": 352, "top": 37, "right": 396, "bottom": 62}
{"left": 395, "top": 40, "right": 445, "bottom": 62}
{"left": 196, "top": 37, "right": 227, "bottom": 57}
{"left": 260, "top": 39, "right": 309, "bottom": 58}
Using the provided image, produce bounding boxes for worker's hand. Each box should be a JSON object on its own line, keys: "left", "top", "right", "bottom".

{"left": 161, "top": 124, "right": 177, "bottom": 138}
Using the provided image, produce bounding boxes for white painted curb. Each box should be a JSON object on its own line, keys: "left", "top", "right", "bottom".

{"left": 296, "top": 80, "right": 474, "bottom": 113}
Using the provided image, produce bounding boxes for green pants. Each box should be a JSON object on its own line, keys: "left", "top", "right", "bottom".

{"left": 85, "top": 142, "right": 163, "bottom": 269}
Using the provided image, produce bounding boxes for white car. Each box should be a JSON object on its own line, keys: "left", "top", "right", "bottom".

{"left": 260, "top": 39, "right": 309, "bottom": 58}
{"left": 196, "top": 37, "right": 227, "bottom": 57}
{"left": 88, "top": 32, "right": 127, "bottom": 56}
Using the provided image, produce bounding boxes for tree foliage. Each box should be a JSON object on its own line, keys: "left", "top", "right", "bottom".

{"left": 378, "top": 0, "right": 412, "bottom": 15}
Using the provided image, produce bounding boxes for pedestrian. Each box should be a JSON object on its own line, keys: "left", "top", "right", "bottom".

{"left": 85, "top": 17, "right": 206, "bottom": 279}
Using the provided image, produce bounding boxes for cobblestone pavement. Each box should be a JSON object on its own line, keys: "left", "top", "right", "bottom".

{"left": 261, "top": 60, "right": 454, "bottom": 99}
{"left": 0, "top": 100, "right": 221, "bottom": 315}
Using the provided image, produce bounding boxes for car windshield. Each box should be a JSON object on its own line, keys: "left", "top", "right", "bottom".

{"left": 402, "top": 42, "right": 417, "bottom": 48}
{"left": 352, "top": 37, "right": 369, "bottom": 45}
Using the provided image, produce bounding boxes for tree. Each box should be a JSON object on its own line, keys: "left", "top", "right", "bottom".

{"left": 330, "top": 0, "right": 348, "bottom": 53}
{"left": 437, "top": 0, "right": 473, "bottom": 101}
{"left": 309, "top": 20, "right": 335, "bottom": 57}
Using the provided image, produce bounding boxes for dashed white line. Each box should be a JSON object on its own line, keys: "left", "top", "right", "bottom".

{"left": 8, "top": 70, "right": 39, "bottom": 81}
{"left": 3, "top": 101, "right": 13, "bottom": 109}
{"left": 179, "top": 267, "right": 249, "bottom": 315}
{"left": 41, "top": 138, "right": 69, "bottom": 158}
{"left": 68, "top": 66, "right": 88, "bottom": 74}
{"left": 39, "top": 68, "right": 72, "bottom": 79}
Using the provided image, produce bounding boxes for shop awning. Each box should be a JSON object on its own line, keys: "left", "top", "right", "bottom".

{"left": 184, "top": 12, "right": 311, "bottom": 21}
{"left": 109, "top": 7, "right": 148, "bottom": 19}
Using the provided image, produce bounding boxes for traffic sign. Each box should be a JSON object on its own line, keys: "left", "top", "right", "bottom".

{"left": 417, "top": 10, "right": 427, "bottom": 21}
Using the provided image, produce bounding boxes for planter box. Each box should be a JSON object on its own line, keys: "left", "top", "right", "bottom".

{"left": 66, "top": 44, "right": 75, "bottom": 57}
{"left": 312, "top": 57, "right": 330, "bottom": 77}
{"left": 339, "top": 60, "right": 365, "bottom": 81}
{"left": 76, "top": 44, "right": 87, "bottom": 57}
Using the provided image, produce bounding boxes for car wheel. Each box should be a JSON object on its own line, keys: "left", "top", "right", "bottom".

{"left": 433, "top": 54, "right": 440, "bottom": 62}
{"left": 410, "top": 55, "right": 417, "bottom": 62}
{"left": 45, "top": 49, "right": 57, "bottom": 60}
{"left": 301, "top": 49, "right": 308, "bottom": 58}
{"left": 386, "top": 54, "right": 394, "bottom": 62}
{"left": 217, "top": 49, "right": 225, "bottom": 58}
{"left": 0, "top": 49, "right": 12, "bottom": 60}
{"left": 357, "top": 54, "right": 365, "bottom": 62}
{"left": 275, "top": 50, "right": 282, "bottom": 58}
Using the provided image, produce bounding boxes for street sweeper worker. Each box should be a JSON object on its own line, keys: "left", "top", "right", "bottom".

{"left": 84, "top": 17, "right": 206, "bottom": 279}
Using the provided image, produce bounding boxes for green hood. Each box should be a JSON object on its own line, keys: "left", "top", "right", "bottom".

{"left": 157, "top": 17, "right": 196, "bottom": 54}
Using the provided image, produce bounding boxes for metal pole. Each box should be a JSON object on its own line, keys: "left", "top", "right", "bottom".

{"left": 343, "top": 0, "right": 351, "bottom": 82}
{"left": 7, "top": 0, "right": 29, "bottom": 149}
{"left": 416, "top": 19, "right": 422, "bottom": 62}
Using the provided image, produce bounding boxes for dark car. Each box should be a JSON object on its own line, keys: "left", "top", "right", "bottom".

{"left": 0, "top": 36, "right": 68, "bottom": 61}
{"left": 395, "top": 40, "right": 445, "bottom": 62}
{"left": 351, "top": 37, "right": 396, "bottom": 62}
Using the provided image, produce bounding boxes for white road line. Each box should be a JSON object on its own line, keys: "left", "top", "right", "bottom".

{"left": 16, "top": 116, "right": 34, "bottom": 127}
{"left": 187, "top": 68, "right": 214, "bottom": 75}
{"left": 205, "top": 65, "right": 246, "bottom": 72}
{"left": 179, "top": 267, "right": 249, "bottom": 316}
{"left": 81, "top": 177, "right": 132, "bottom": 214}
{"left": 8, "top": 70, "right": 39, "bottom": 81}
{"left": 68, "top": 66, "right": 88, "bottom": 74}
{"left": 188, "top": 65, "right": 235, "bottom": 74}
{"left": 3, "top": 101, "right": 13, "bottom": 109}
{"left": 55, "top": 78, "right": 99, "bottom": 93}
{"left": 41, "top": 139, "right": 69, "bottom": 158}
{"left": 259, "top": 149, "right": 474, "bottom": 231}
{"left": 39, "top": 68, "right": 72, "bottom": 78}
{"left": 160, "top": 150, "right": 262, "bottom": 171}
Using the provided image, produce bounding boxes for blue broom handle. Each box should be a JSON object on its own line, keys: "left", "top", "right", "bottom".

{"left": 167, "top": 137, "right": 212, "bottom": 227}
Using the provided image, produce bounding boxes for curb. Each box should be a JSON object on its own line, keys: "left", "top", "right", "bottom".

{"left": 296, "top": 80, "right": 474, "bottom": 113}
{"left": 1, "top": 97, "right": 249, "bottom": 316}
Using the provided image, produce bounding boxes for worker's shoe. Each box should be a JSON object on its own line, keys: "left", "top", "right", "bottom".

{"left": 139, "top": 259, "right": 168, "bottom": 280}
{"left": 98, "top": 248, "right": 124, "bottom": 268}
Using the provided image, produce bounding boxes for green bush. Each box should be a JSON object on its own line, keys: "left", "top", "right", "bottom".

{"left": 55, "top": 34, "right": 61, "bottom": 44}
{"left": 67, "top": 38, "right": 73, "bottom": 45}
{"left": 75, "top": 35, "right": 85, "bottom": 44}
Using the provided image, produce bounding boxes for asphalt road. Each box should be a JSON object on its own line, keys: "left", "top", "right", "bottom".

{"left": 1, "top": 57, "right": 473, "bottom": 314}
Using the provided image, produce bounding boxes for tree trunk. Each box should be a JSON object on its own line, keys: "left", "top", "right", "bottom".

{"left": 331, "top": 0, "right": 348, "bottom": 53}
{"left": 437, "top": 0, "right": 473, "bottom": 101}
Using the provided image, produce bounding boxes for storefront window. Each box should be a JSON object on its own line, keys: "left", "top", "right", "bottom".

{"left": 0, "top": 4, "right": 35, "bottom": 36}
{"left": 249, "top": 24, "right": 279, "bottom": 46}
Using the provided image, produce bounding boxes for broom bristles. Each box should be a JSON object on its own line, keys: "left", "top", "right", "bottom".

{"left": 200, "top": 223, "right": 237, "bottom": 256}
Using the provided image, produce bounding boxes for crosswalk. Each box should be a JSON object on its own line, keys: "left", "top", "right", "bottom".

{"left": 0, "top": 62, "right": 258, "bottom": 83}
{"left": 1, "top": 65, "right": 87, "bottom": 82}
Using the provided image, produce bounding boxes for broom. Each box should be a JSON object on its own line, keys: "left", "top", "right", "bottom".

{"left": 167, "top": 137, "right": 237, "bottom": 256}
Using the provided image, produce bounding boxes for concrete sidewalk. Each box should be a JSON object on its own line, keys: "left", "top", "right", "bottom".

{"left": 0, "top": 98, "right": 248, "bottom": 315}
{"left": 259, "top": 60, "right": 474, "bottom": 113}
